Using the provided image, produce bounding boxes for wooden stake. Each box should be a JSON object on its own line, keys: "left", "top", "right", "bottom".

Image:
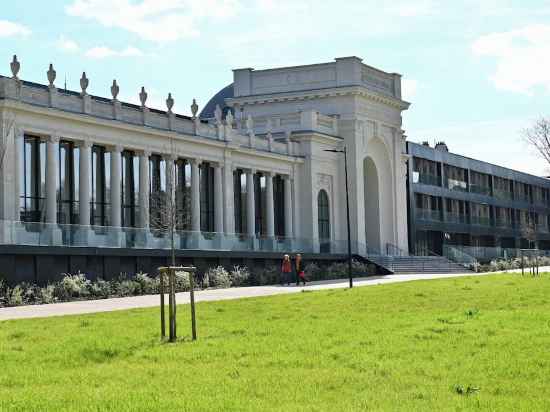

{"left": 189, "top": 271, "right": 197, "bottom": 341}
{"left": 160, "top": 271, "right": 165, "bottom": 339}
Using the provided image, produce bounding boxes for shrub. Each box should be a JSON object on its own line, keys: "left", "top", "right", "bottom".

{"left": 230, "top": 266, "right": 250, "bottom": 287}
{"left": 205, "top": 266, "right": 231, "bottom": 288}
{"left": 174, "top": 271, "right": 191, "bottom": 292}
{"left": 135, "top": 272, "right": 158, "bottom": 295}
{"left": 55, "top": 273, "right": 91, "bottom": 300}
{"left": 88, "top": 279, "right": 112, "bottom": 299}
{"left": 40, "top": 285, "right": 56, "bottom": 304}
{"left": 114, "top": 279, "right": 140, "bottom": 297}
{"left": 304, "top": 262, "right": 323, "bottom": 280}
{"left": 7, "top": 285, "right": 23, "bottom": 306}
{"left": 250, "top": 265, "right": 280, "bottom": 285}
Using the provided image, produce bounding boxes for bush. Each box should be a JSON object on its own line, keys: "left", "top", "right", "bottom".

{"left": 250, "top": 265, "right": 280, "bottom": 286}
{"left": 230, "top": 266, "right": 250, "bottom": 287}
{"left": 7, "top": 285, "right": 23, "bottom": 306}
{"left": 55, "top": 273, "right": 91, "bottom": 300}
{"left": 304, "top": 262, "right": 323, "bottom": 280}
{"left": 135, "top": 272, "right": 158, "bottom": 295}
{"left": 205, "top": 266, "right": 231, "bottom": 288}
{"left": 174, "top": 271, "right": 191, "bottom": 292}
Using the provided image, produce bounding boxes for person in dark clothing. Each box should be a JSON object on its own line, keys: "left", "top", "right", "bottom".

{"left": 295, "top": 254, "right": 307, "bottom": 286}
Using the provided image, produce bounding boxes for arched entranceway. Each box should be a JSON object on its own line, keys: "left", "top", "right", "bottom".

{"left": 318, "top": 189, "right": 330, "bottom": 253}
{"left": 364, "top": 137, "right": 394, "bottom": 253}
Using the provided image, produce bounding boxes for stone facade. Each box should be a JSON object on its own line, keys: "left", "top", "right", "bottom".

{"left": 0, "top": 55, "right": 410, "bottom": 272}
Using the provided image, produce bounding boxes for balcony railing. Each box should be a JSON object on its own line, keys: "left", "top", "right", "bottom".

{"left": 470, "top": 184, "right": 492, "bottom": 196}
{"left": 470, "top": 216, "right": 492, "bottom": 227}
{"left": 445, "top": 213, "right": 468, "bottom": 224}
{"left": 494, "top": 218, "right": 514, "bottom": 229}
{"left": 493, "top": 189, "right": 513, "bottom": 201}
{"left": 415, "top": 173, "right": 440, "bottom": 186}
{"left": 416, "top": 209, "right": 442, "bottom": 221}
{"left": 446, "top": 178, "right": 468, "bottom": 192}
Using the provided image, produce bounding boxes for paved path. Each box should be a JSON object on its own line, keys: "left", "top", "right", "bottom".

{"left": 0, "top": 269, "right": 538, "bottom": 321}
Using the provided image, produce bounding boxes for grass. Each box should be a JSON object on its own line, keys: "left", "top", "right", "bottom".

{"left": 1, "top": 273, "right": 550, "bottom": 411}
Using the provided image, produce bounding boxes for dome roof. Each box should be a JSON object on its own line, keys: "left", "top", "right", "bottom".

{"left": 200, "top": 83, "right": 234, "bottom": 119}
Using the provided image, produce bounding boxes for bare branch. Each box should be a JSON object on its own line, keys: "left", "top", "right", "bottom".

{"left": 522, "top": 117, "right": 550, "bottom": 167}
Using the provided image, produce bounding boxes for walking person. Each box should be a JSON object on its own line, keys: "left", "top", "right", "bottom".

{"left": 281, "top": 254, "right": 292, "bottom": 285}
{"left": 295, "top": 253, "right": 307, "bottom": 286}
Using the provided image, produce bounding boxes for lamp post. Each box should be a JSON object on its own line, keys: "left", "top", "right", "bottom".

{"left": 324, "top": 147, "right": 353, "bottom": 288}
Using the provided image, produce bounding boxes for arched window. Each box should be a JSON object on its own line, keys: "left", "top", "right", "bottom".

{"left": 318, "top": 190, "right": 330, "bottom": 252}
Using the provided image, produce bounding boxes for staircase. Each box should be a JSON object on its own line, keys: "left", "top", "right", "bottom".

{"left": 366, "top": 255, "right": 472, "bottom": 274}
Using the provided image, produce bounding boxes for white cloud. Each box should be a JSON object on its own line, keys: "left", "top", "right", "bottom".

{"left": 401, "top": 79, "right": 418, "bottom": 101}
{"left": 57, "top": 36, "right": 80, "bottom": 53}
{"left": 0, "top": 20, "right": 31, "bottom": 37}
{"left": 85, "top": 46, "right": 145, "bottom": 59}
{"left": 66, "top": 0, "right": 240, "bottom": 43}
{"left": 472, "top": 24, "right": 550, "bottom": 95}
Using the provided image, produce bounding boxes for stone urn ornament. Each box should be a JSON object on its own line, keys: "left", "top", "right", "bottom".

{"left": 166, "top": 93, "right": 174, "bottom": 113}
{"left": 10, "top": 55, "right": 20, "bottom": 79}
{"left": 47, "top": 64, "right": 56, "bottom": 87}
{"left": 80, "top": 72, "right": 89, "bottom": 95}
{"left": 111, "top": 79, "right": 120, "bottom": 100}
{"left": 191, "top": 99, "right": 198, "bottom": 119}
{"left": 139, "top": 87, "right": 148, "bottom": 107}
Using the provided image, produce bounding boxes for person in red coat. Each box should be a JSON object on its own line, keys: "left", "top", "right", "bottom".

{"left": 295, "top": 254, "right": 307, "bottom": 286}
{"left": 281, "top": 254, "right": 292, "bottom": 285}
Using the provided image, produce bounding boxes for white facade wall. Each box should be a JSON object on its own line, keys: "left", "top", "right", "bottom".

{"left": 0, "top": 55, "right": 410, "bottom": 254}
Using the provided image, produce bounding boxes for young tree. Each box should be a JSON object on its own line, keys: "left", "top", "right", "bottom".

{"left": 522, "top": 117, "right": 550, "bottom": 166}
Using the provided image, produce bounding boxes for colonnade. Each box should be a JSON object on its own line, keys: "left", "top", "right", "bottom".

{"left": 13, "top": 132, "right": 294, "bottom": 239}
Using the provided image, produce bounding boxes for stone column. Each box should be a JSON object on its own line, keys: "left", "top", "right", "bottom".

{"left": 284, "top": 175, "right": 293, "bottom": 238}
{"left": 246, "top": 169, "right": 255, "bottom": 236}
{"left": 191, "top": 159, "right": 201, "bottom": 231}
{"left": 45, "top": 135, "right": 59, "bottom": 224}
{"left": 265, "top": 172, "right": 275, "bottom": 238}
{"left": 164, "top": 154, "right": 176, "bottom": 201}
{"left": 79, "top": 141, "right": 92, "bottom": 226}
{"left": 223, "top": 156, "right": 235, "bottom": 234}
{"left": 214, "top": 163, "right": 224, "bottom": 233}
{"left": 13, "top": 127, "right": 24, "bottom": 221}
{"left": 110, "top": 145, "right": 122, "bottom": 227}
{"left": 139, "top": 151, "right": 150, "bottom": 229}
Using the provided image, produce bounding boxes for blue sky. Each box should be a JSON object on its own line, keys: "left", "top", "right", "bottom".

{"left": 1, "top": 0, "right": 550, "bottom": 175}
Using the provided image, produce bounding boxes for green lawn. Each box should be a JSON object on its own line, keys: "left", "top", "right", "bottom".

{"left": 1, "top": 274, "right": 549, "bottom": 411}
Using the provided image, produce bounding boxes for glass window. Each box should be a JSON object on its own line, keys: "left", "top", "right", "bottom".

{"left": 121, "top": 150, "right": 138, "bottom": 227}
{"left": 274, "top": 175, "right": 285, "bottom": 237}
{"left": 200, "top": 162, "right": 214, "bottom": 232}
{"left": 318, "top": 190, "right": 330, "bottom": 252}
{"left": 20, "top": 135, "right": 45, "bottom": 222}
{"left": 175, "top": 159, "right": 191, "bottom": 230}
{"left": 91, "top": 146, "right": 111, "bottom": 226}
{"left": 58, "top": 141, "right": 79, "bottom": 224}
{"left": 233, "top": 169, "right": 247, "bottom": 234}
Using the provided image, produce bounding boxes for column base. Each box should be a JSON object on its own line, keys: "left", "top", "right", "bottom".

{"left": 41, "top": 226, "right": 63, "bottom": 246}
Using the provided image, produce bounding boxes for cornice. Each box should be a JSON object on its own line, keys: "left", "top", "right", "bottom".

{"left": 226, "top": 85, "right": 410, "bottom": 111}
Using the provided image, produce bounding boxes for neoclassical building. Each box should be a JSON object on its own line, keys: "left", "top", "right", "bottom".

{"left": 0, "top": 55, "right": 410, "bottom": 282}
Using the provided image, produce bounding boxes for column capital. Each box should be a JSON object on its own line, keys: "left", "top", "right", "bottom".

{"left": 48, "top": 135, "right": 60, "bottom": 144}
{"left": 191, "top": 158, "right": 202, "bottom": 166}
{"left": 281, "top": 174, "right": 292, "bottom": 181}
{"left": 80, "top": 139, "right": 93, "bottom": 149}
{"left": 264, "top": 171, "right": 274, "bottom": 178}
{"left": 162, "top": 153, "right": 178, "bottom": 162}
{"left": 137, "top": 149, "right": 152, "bottom": 157}
{"left": 109, "top": 144, "right": 123, "bottom": 153}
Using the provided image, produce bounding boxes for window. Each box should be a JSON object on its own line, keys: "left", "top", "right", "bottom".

{"left": 20, "top": 135, "right": 45, "bottom": 222}
{"left": 121, "top": 150, "right": 138, "bottom": 227}
{"left": 274, "top": 175, "right": 285, "bottom": 237}
{"left": 91, "top": 145, "right": 111, "bottom": 226}
{"left": 470, "top": 171, "right": 491, "bottom": 196}
{"left": 233, "top": 169, "right": 247, "bottom": 234}
{"left": 254, "top": 173, "right": 266, "bottom": 235}
{"left": 149, "top": 154, "right": 165, "bottom": 228}
{"left": 318, "top": 190, "right": 330, "bottom": 252}
{"left": 58, "top": 141, "right": 79, "bottom": 224}
{"left": 413, "top": 158, "right": 440, "bottom": 186}
{"left": 175, "top": 159, "right": 191, "bottom": 230}
{"left": 200, "top": 162, "right": 214, "bottom": 232}
{"left": 444, "top": 165, "right": 468, "bottom": 191}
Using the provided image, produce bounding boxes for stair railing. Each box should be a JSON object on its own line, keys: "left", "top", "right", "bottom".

{"left": 386, "top": 242, "right": 409, "bottom": 256}
{"left": 442, "top": 245, "right": 479, "bottom": 271}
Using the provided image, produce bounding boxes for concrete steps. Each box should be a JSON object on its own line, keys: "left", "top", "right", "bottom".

{"left": 367, "top": 255, "right": 471, "bottom": 274}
